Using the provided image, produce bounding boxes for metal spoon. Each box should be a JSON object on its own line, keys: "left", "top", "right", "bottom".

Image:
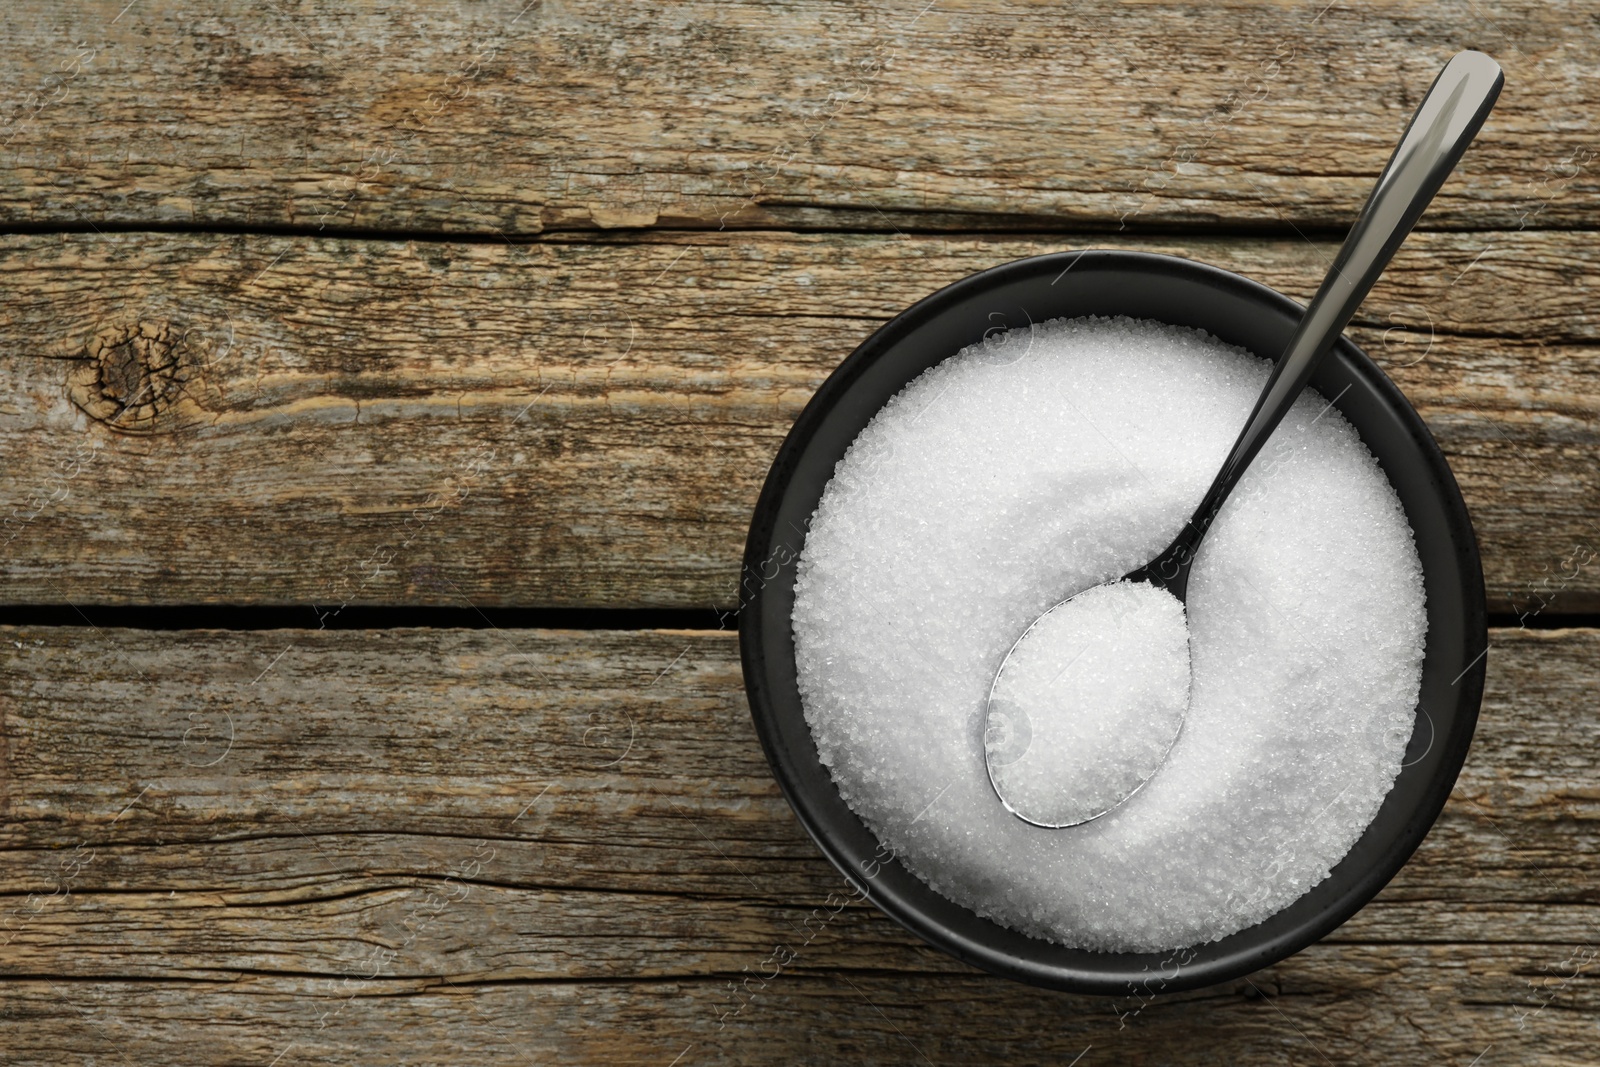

{"left": 984, "top": 50, "right": 1504, "bottom": 829}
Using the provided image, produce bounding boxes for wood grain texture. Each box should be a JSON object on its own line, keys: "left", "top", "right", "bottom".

{"left": 2, "top": 229, "right": 1596, "bottom": 610}
{"left": 3, "top": 3, "right": 1598, "bottom": 1061}
{"left": 0, "top": 1, "right": 1597, "bottom": 234}
{"left": 0, "top": 625, "right": 1595, "bottom": 1063}
{"left": 2, "top": 952, "right": 1598, "bottom": 1067}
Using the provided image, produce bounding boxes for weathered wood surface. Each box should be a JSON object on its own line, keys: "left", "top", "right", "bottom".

{"left": 1, "top": 951, "right": 1597, "bottom": 1067}
{"left": 4, "top": 1, "right": 1598, "bottom": 1062}
{"left": 0, "top": 626, "right": 1595, "bottom": 1063}
{"left": 0, "top": 1, "right": 1597, "bottom": 234}
{"left": 2, "top": 229, "right": 1597, "bottom": 611}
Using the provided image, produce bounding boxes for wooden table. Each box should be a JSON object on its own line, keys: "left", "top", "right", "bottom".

{"left": 2, "top": 2, "right": 1596, "bottom": 1062}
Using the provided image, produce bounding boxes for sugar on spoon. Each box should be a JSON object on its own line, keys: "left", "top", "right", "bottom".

{"left": 984, "top": 50, "right": 1504, "bottom": 829}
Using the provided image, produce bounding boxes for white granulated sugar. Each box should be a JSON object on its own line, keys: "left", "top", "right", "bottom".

{"left": 791, "top": 315, "right": 1427, "bottom": 952}
{"left": 986, "top": 580, "right": 1190, "bottom": 829}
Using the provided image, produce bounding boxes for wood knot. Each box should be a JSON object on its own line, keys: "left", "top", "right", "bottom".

{"left": 68, "top": 320, "right": 207, "bottom": 433}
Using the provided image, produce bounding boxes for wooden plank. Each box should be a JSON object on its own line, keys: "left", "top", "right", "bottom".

{"left": 1, "top": 949, "right": 1597, "bottom": 1067}
{"left": 0, "top": 627, "right": 1592, "bottom": 923}
{"left": 2, "top": 230, "right": 1596, "bottom": 610}
{"left": 0, "top": 1, "right": 1595, "bottom": 233}
{"left": 0, "top": 626, "right": 1595, "bottom": 1063}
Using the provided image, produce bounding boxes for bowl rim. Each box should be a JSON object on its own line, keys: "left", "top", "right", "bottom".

{"left": 739, "top": 248, "right": 1488, "bottom": 994}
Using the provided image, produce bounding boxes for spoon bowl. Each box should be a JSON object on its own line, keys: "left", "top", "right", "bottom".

{"left": 984, "top": 578, "right": 1191, "bottom": 828}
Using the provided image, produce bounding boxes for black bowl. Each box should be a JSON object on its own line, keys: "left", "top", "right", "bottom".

{"left": 739, "top": 250, "right": 1487, "bottom": 995}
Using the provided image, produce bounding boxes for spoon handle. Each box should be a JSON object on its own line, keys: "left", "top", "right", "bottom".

{"left": 1161, "top": 51, "right": 1503, "bottom": 577}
